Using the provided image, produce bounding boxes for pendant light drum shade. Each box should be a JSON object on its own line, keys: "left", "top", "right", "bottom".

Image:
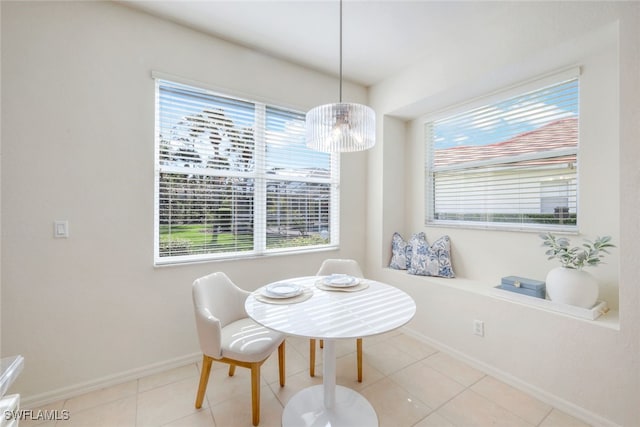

{"left": 305, "top": 102, "right": 375, "bottom": 152}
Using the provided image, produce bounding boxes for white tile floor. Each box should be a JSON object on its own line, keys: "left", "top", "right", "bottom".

{"left": 21, "top": 331, "right": 591, "bottom": 427}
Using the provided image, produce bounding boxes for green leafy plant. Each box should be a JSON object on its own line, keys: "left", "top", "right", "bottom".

{"left": 540, "top": 233, "right": 615, "bottom": 269}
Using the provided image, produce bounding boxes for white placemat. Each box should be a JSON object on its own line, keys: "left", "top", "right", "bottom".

{"left": 253, "top": 286, "right": 314, "bottom": 304}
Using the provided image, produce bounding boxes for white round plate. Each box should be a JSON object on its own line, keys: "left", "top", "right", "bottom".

{"left": 262, "top": 282, "right": 303, "bottom": 298}
{"left": 322, "top": 274, "right": 360, "bottom": 288}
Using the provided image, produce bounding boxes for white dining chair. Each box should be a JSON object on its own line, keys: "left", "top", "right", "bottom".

{"left": 192, "top": 272, "right": 285, "bottom": 426}
{"left": 310, "top": 258, "right": 365, "bottom": 382}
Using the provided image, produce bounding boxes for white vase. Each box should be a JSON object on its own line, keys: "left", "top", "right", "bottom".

{"left": 545, "top": 266, "right": 599, "bottom": 308}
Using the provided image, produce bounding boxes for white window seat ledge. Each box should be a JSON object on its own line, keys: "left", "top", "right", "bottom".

{"left": 379, "top": 268, "right": 620, "bottom": 330}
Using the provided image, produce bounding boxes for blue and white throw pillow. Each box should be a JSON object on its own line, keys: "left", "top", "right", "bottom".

{"left": 407, "top": 234, "right": 455, "bottom": 278}
{"left": 389, "top": 232, "right": 412, "bottom": 270}
{"left": 405, "top": 232, "right": 426, "bottom": 273}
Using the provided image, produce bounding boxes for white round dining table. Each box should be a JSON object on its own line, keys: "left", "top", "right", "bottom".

{"left": 244, "top": 275, "right": 416, "bottom": 427}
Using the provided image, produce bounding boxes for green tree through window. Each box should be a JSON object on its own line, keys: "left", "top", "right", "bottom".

{"left": 155, "top": 79, "right": 338, "bottom": 264}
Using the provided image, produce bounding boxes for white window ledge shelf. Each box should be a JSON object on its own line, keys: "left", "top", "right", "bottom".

{"left": 490, "top": 286, "right": 613, "bottom": 322}
{"left": 382, "top": 268, "right": 620, "bottom": 330}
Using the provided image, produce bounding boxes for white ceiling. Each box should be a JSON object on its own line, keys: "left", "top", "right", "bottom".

{"left": 119, "top": 0, "right": 513, "bottom": 87}
{"left": 120, "top": 1, "right": 616, "bottom": 88}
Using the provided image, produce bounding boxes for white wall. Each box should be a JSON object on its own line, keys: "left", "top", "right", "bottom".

{"left": 0, "top": 2, "right": 3, "bottom": 356}
{"left": 368, "top": 2, "right": 639, "bottom": 426}
{"left": 0, "top": 1, "right": 368, "bottom": 403}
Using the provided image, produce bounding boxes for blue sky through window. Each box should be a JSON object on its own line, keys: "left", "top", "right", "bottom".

{"left": 433, "top": 79, "right": 579, "bottom": 150}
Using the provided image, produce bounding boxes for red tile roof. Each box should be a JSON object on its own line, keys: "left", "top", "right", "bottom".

{"left": 435, "top": 117, "right": 578, "bottom": 167}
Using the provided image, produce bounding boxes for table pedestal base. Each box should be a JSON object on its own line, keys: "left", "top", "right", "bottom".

{"left": 282, "top": 384, "right": 378, "bottom": 427}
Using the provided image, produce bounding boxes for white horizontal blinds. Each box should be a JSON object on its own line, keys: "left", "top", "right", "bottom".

{"left": 157, "top": 80, "right": 256, "bottom": 258}
{"left": 157, "top": 174, "right": 255, "bottom": 256}
{"left": 158, "top": 82, "right": 255, "bottom": 172}
{"left": 155, "top": 78, "right": 336, "bottom": 262}
{"left": 427, "top": 77, "right": 579, "bottom": 229}
{"left": 265, "top": 180, "right": 331, "bottom": 248}
{"left": 264, "top": 106, "right": 333, "bottom": 249}
{"left": 265, "top": 106, "right": 331, "bottom": 178}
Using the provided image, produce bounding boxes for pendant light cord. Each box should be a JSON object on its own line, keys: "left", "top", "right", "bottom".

{"left": 339, "top": 0, "right": 343, "bottom": 103}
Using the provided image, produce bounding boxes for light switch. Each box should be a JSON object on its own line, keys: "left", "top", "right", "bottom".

{"left": 54, "top": 220, "right": 69, "bottom": 238}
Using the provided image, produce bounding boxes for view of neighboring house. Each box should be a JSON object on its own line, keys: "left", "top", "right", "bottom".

{"left": 432, "top": 118, "right": 578, "bottom": 223}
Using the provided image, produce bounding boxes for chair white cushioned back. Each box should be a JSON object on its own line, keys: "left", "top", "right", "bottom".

{"left": 192, "top": 272, "right": 251, "bottom": 358}
{"left": 316, "top": 259, "right": 364, "bottom": 278}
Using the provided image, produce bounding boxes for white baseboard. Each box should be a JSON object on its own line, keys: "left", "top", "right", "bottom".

{"left": 401, "top": 327, "right": 620, "bottom": 427}
{"left": 20, "top": 352, "right": 202, "bottom": 410}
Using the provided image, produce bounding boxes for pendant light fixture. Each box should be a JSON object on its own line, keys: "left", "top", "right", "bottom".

{"left": 305, "top": 0, "right": 375, "bottom": 152}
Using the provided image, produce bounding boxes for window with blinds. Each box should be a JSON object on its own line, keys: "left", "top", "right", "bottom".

{"left": 155, "top": 79, "right": 338, "bottom": 264}
{"left": 426, "top": 74, "right": 579, "bottom": 231}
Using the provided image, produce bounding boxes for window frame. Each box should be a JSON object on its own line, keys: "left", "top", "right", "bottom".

{"left": 153, "top": 75, "right": 340, "bottom": 266}
{"left": 424, "top": 68, "right": 581, "bottom": 233}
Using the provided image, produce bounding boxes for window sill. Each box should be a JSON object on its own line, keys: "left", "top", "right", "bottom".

{"left": 154, "top": 245, "right": 339, "bottom": 267}
{"left": 381, "top": 268, "right": 620, "bottom": 330}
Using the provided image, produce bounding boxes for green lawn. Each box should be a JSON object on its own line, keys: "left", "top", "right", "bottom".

{"left": 159, "top": 224, "right": 210, "bottom": 241}
{"left": 160, "top": 224, "right": 252, "bottom": 254}
{"left": 159, "top": 224, "right": 328, "bottom": 256}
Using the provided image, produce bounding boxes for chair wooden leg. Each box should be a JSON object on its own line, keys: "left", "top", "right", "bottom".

{"left": 228, "top": 364, "right": 236, "bottom": 376}
{"left": 278, "top": 341, "right": 286, "bottom": 387}
{"left": 320, "top": 339, "right": 324, "bottom": 349}
{"left": 250, "top": 363, "right": 261, "bottom": 426}
{"left": 357, "top": 338, "right": 363, "bottom": 382}
{"left": 195, "top": 355, "right": 213, "bottom": 409}
{"left": 309, "top": 339, "right": 316, "bottom": 377}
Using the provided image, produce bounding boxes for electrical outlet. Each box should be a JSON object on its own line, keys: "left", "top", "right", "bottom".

{"left": 473, "top": 320, "right": 484, "bottom": 337}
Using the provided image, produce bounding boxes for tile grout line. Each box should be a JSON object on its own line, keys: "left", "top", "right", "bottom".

{"left": 536, "top": 406, "right": 555, "bottom": 427}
